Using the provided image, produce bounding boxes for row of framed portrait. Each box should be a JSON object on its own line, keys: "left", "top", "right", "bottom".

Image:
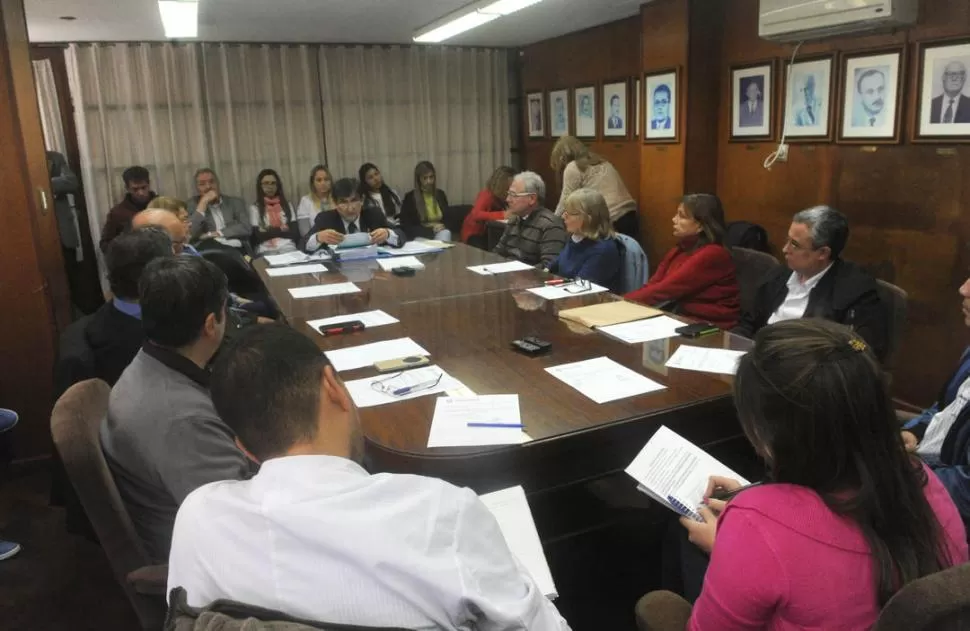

{"left": 526, "top": 37, "right": 970, "bottom": 145}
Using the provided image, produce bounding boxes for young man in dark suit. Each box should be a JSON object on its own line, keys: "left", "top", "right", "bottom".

{"left": 301, "top": 178, "right": 406, "bottom": 252}
{"left": 733, "top": 206, "right": 888, "bottom": 361}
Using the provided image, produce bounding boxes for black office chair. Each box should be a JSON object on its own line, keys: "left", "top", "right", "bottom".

{"left": 443, "top": 204, "right": 473, "bottom": 239}
{"left": 199, "top": 248, "right": 266, "bottom": 302}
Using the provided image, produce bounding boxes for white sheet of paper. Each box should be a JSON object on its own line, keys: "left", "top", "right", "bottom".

{"left": 545, "top": 356, "right": 666, "bottom": 404}
{"left": 324, "top": 337, "right": 430, "bottom": 372}
{"left": 480, "top": 486, "right": 558, "bottom": 600}
{"left": 665, "top": 346, "right": 747, "bottom": 375}
{"left": 526, "top": 281, "right": 609, "bottom": 301}
{"left": 427, "top": 395, "right": 531, "bottom": 447}
{"left": 265, "top": 264, "right": 329, "bottom": 278}
{"left": 288, "top": 282, "right": 361, "bottom": 300}
{"left": 378, "top": 241, "right": 444, "bottom": 256}
{"left": 307, "top": 310, "right": 399, "bottom": 335}
{"left": 625, "top": 426, "right": 749, "bottom": 519}
{"left": 377, "top": 256, "right": 426, "bottom": 271}
{"left": 264, "top": 251, "right": 330, "bottom": 267}
{"left": 598, "top": 315, "right": 684, "bottom": 344}
{"left": 467, "top": 260, "right": 533, "bottom": 275}
{"left": 344, "top": 366, "right": 461, "bottom": 408}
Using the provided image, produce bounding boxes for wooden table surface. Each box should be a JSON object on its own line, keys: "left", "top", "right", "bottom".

{"left": 255, "top": 244, "right": 750, "bottom": 494}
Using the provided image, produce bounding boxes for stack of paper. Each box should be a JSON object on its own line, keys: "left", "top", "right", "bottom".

{"left": 598, "top": 315, "right": 683, "bottom": 344}
{"left": 334, "top": 233, "right": 373, "bottom": 249}
{"left": 307, "top": 310, "right": 399, "bottom": 335}
{"left": 288, "top": 282, "right": 361, "bottom": 300}
{"left": 665, "top": 346, "right": 747, "bottom": 375}
{"left": 379, "top": 241, "right": 445, "bottom": 256}
{"left": 427, "top": 395, "right": 531, "bottom": 447}
{"left": 558, "top": 301, "right": 662, "bottom": 328}
{"left": 526, "top": 281, "right": 609, "bottom": 301}
{"left": 334, "top": 244, "right": 380, "bottom": 261}
{"left": 480, "top": 486, "right": 558, "bottom": 600}
{"left": 377, "top": 256, "right": 426, "bottom": 271}
{"left": 265, "top": 264, "right": 329, "bottom": 278}
{"left": 467, "top": 261, "right": 534, "bottom": 275}
{"left": 545, "top": 357, "right": 666, "bottom": 403}
{"left": 324, "top": 337, "right": 430, "bottom": 372}
{"left": 344, "top": 366, "right": 462, "bottom": 408}
{"left": 625, "top": 426, "right": 749, "bottom": 520}
{"left": 264, "top": 251, "right": 331, "bottom": 267}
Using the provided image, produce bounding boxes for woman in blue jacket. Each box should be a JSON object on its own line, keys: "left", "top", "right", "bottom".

{"left": 546, "top": 188, "right": 622, "bottom": 293}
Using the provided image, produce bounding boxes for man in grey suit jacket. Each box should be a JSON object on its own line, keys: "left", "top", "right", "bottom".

{"left": 188, "top": 168, "right": 251, "bottom": 251}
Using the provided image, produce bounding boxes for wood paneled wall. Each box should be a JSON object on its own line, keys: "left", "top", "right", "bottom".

{"left": 521, "top": 17, "right": 641, "bottom": 211}
{"left": 521, "top": 0, "right": 970, "bottom": 406}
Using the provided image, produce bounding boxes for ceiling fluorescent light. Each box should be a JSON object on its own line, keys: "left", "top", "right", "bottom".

{"left": 158, "top": 0, "right": 198, "bottom": 39}
{"left": 413, "top": 0, "right": 543, "bottom": 43}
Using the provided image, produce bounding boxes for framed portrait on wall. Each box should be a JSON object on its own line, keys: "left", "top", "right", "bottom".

{"left": 635, "top": 78, "right": 641, "bottom": 137}
{"left": 644, "top": 68, "right": 678, "bottom": 143}
{"left": 603, "top": 80, "right": 629, "bottom": 138}
{"left": 574, "top": 85, "right": 596, "bottom": 138}
{"left": 915, "top": 38, "right": 970, "bottom": 142}
{"left": 783, "top": 56, "right": 834, "bottom": 141}
{"left": 548, "top": 89, "right": 569, "bottom": 137}
{"left": 527, "top": 92, "right": 544, "bottom": 138}
{"left": 838, "top": 48, "right": 904, "bottom": 144}
{"left": 731, "top": 61, "right": 774, "bottom": 141}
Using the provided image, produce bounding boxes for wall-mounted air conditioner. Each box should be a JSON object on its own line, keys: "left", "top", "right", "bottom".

{"left": 759, "top": 0, "right": 918, "bottom": 43}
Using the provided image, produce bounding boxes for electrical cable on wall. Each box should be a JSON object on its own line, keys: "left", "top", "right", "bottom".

{"left": 763, "top": 40, "right": 804, "bottom": 171}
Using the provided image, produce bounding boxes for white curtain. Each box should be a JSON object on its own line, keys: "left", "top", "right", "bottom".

{"left": 32, "top": 59, "right": 67, "bottom": 154}
{"left": 319, "top": 46, "right": 510, "bottom": 204}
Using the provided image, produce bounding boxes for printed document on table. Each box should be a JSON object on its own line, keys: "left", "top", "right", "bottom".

{"left": 598, "top": 315, "right": 684, "bottom": 344}
{"left": 377, "top": 256, "right": 425, "bottom": 271}
{"left": 467, "top": 260, "right": 533, "bottom": 275}
{"left": 288, "top": 282, "right": 361, "bottom": 300}
{"left": 427, "top": 395, "right": 531, "bottom": 447}
{"left": 264, "top": 250, "right": 330, "bottom": 267}
{"left": 665, "top": 345, "right": 747, "bottom": 375}
{"left": 625, "top": 426, "right": 749, "bottom": 517}
{"left": 526, "top": 281, "right": 609, "bottom": 301}
{"left": 265, "top": 264, "right": 329, "bottom": 278}
{"left": 324, "top": 337, "right": 430, "bottom": 372}
{"left": 378, "top": 241, "right": 444, "bottom": 256}
{"left": 480, "top": 486, "right": 558, "bottom": 600}
{"left": 545, "top": 357, "right": 666, "bottom": 404}
{"left": 344, "top": 366, "right": 461, "bottom": 408}
{"left": 307, "top": 310, "right": 399, "bottom": 335}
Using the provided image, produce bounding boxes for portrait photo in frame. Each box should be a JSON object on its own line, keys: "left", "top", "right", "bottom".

{"left": 916, "top": 39, "right": 970, "bottom": 141}
{"left": 527, "top": 92, "right": 544, "bottom": 138}
{"left": 838, "top": 48, "right": 904, "bottom": 144}
{"left": 574, "top": 85, "right": 596, "bottom": 139}
{"left": 644, "top": 69, "right": 678, "bottom": 142}
{"left": 783, "top": 56, "right": 834, "bottom": 141}
{"left": 603, "top": 80, "right": 629, "bottom": 138}
{"left": 731, "top": 61, "right": 774, "bottom": 141}
{"left": 548, "top": 88, "right": 569, "bottom": 137}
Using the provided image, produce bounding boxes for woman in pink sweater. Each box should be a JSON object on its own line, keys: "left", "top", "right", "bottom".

{"left": 675, "top": 319, "right": 968, "bottom": 631}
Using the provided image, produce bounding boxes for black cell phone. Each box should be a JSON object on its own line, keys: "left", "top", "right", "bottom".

{"left": 392, "top": 267, "right": 416, "bottom": 277}
{"left": 675, "top": 323, "right": 719, "bottom": 338}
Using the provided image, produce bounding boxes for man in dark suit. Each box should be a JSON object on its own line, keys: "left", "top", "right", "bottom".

{"left": 738, "top": 79, "right": 764, "bottom": 128}
{"left": 733, "top": 206, "right": 888, "bottom": 362}
{"left": 930, "top": 60, "right": 970, "bottom": 124}
{"left": 651, "top": 85, "right": 672, "bottom": 130}
{"left": 607, "top": 95, "right": 623, "bottom": 129}
{"left": 301, "top": 178, "right": 406, "bottom": 253}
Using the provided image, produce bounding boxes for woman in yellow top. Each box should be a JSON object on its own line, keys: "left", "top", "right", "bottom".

{"left": 550, "top": 135, "right": 639, "bottom": 238}
{"left": 400, "top": 161, "right": 451, "bottom": 241}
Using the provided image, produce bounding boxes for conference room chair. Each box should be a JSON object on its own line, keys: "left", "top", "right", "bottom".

{"left": 616, "top": 233, "right": 649, "bottom": 294}
{"left": 199, "top": 247, "right": 268, "bottom": 303}
{"left": 50, "top": 379, "right": 167, "bottom": 631}
{"left": 635, "top": 561, "right": 970, "bottom": 631}
{"left": 443, "top": 204, "right": 473, "bottom": 240}
{"left": 729, "top": 246, "right": 780, "bottom": 316}
{"left": 875, "top": 278, "right": 908, "bottom": 376}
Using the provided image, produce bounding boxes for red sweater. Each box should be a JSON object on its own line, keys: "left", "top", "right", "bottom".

{"left": 461, "top": 189, "right": 506, "bottom": 243}
{"left": 624, "top": 240, "right": 740, "bottom": 329}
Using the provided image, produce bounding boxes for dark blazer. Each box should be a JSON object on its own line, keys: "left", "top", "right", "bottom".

{"left": 738, "top": 100, "right": 764, "bottom": 127}
{"left": 54, "top": 301, "right": 144, "bottom": 397}
{"left": 400, "top": 189, "right": 450, "bottom": 240}
{"left": 300, "top": 207, "right": 405, "bottom": 252}
{"left": 930, "top": 94, "right": 970, "bottom": 124}
{"left": 733, "top": 258, "right": 888, "bottom": 361}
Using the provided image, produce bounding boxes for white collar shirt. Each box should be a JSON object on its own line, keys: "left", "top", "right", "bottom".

{"left": 767, "top": 263, "right": 834, "bottom": 325}
{"left": 919, "top": 376, "right": 970, "bottom": 464}
{"left": 167, "top": 455, "right": 568, "bottom": 631}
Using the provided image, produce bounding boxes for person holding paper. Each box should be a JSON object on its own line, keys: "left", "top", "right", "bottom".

{"left": 494, "top": 172, "right": 567, "bottom": 267}
{"left": 624, "top": 194, "right": 740, "bottom": 329}
{"left": 168, "top": 325, "right": 570, "bottom": 631}
{"left": 546, "top": 188, "right": 622, "bottom": 293}
{"left": 638, "top": 319, "right": 967, "bottom": 631}
{"left": 301, "top": 178, "right": 405, "bottom": 253}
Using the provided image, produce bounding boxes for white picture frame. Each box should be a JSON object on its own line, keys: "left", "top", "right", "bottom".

{"left": 644, "top": 70, "right": 677, "bottom": 142}
{"left": 548, "top": 89, "right": 569, "bottom": 137}
{"left": 603, "top": 80, "right": 628, "bottom": 138}
{"left": 527, "top": 92, "right": 544, "bottom": 138}
{"left": 731, "top": 62, "right": 773, "bottom": 140}
{"left": 574, "top": 85, "right": 596, "bottom": 138}
{"left": 783, "top": 57, "right": 833, "bottom": 140}
{"left": 917, "top": 40, "right": 970, "bottom": 140}
{"left": 635, "top": 78, "right": 641, "bottom": 137}
{"left": 839, "top": 50, "right": 903, "bottom": 142}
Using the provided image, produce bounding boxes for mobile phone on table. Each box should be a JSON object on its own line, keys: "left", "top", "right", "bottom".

{"left": 675, "top": 323, "right": 719, "bottom": 338}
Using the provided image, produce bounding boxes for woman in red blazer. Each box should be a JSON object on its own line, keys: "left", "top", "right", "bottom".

{"left": 625, "top": 194, "right": 740, "bottom": 329}
{"left": 460, "top": 166, "right": 516, "bottom": 248}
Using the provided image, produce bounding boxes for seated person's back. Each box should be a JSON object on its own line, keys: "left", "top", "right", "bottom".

{"left": 168, "top": 325, "right": 570, "bottom": 631}
{"left": 734, "top": 205, "right": 888, "bottom": 360}
{"left": 101, "top": 256, "right": 256, "bottom": 562}
{"left": 494, "top": 171, "right": 566, "bottom": 267}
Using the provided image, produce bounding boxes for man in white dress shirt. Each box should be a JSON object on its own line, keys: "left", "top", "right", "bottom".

{"left": 734, "top": 206, "right": 887, "bottom": 361}
{"left": 167, "top": 324, "right": 570, "bottom": 631}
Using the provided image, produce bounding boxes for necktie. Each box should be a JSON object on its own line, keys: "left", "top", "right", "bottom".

{"left": 806, "top": 105, "right": 815, "bottom": 124}
{"left": 944, "top": 99, "right": 955, "bottom": 124}
{"left": 869, "top": 117, "right": 876, "bottom": 127}
{"left": 348, "top": 222, "right": 358, "bottom": 234}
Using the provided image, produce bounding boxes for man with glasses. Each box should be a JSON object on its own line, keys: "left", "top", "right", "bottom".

{"left": 734, "top": 206, "right": 887, "bottom": 361}
{"left": 494, "top": 172, "right": 566, "bottom": 267}
{"left": 931, "top": 60, "right": 970, "bottom": 124}
{"left": 651, "top": 85, "right": 672, "bottom": 130}
{"left": 302, "top": 177, "right": 405, "bottom": 252}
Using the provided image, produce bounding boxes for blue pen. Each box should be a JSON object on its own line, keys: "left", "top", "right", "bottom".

{"left": 391, "top": 385, "right": 427, "bottom": 396}
{"left": 467, "top": 422, "right": 524, "bottom": 429}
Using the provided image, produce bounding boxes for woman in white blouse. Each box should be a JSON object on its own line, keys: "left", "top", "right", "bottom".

{"left": 296, "top": 164, "right": 336, "bottom": 234}
{"left": 249, "top": 169, "right": 299, "bottom": 256}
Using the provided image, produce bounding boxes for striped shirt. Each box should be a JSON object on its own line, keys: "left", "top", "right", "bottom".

{"left": 494, "top": 207, "right": 567, "bottom": 266}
